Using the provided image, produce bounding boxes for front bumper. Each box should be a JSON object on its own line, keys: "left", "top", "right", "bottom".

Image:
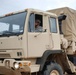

{"left": 0, "top": 59, "right": 40, "bottom": 74}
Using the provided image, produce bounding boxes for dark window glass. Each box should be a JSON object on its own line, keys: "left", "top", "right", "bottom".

{"left": 50, "top": 18, "right": 57, "bottom": 33}
{"left": 28, "top": 14, "right": 43, "bottom": 32}
{"left": 0, "top": 12, "right": 27, "bottom": 36}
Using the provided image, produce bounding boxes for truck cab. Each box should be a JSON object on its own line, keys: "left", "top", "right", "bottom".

{"left": 0, "top": 9, "right": 61, "bottom": 58}
{"left": 0, "top": 9, "right": 63, "bottom": 75}
{"left": 0, "top": 8, "right": 75, "bottom": 75}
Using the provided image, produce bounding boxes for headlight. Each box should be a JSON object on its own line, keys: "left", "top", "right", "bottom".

{"left": 13, "top": 62, "right": 19, "bottom": 69}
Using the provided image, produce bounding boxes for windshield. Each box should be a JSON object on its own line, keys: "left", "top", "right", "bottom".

{"left": 0, "top": 11, "right": 27, "bottom": 36}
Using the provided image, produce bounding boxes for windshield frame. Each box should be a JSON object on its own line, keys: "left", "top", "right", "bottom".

{"left": 0, "top": 11, "right": 27, "bottom": 37}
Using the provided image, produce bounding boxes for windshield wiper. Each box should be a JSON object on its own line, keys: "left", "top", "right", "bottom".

{"left": 0, "top": 31, "right": 23, "bottom": 37}
{"left": 0, "top": 31, "right": 13, "bottom": 37}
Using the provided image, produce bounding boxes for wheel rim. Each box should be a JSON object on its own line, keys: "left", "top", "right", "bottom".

{"left": 50, "top": 70, "right": 59, "bottom": 75}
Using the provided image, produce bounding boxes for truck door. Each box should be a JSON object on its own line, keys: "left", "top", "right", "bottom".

{"left": 28, "top": 13, "right": 50, "bottom": 57}
{"left": 49, "top": 17, "right": 61, "bottom": 50}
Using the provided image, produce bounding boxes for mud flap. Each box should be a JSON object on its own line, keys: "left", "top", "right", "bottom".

{"left": 0, "top": 66, "right": 21, "bottom": 75}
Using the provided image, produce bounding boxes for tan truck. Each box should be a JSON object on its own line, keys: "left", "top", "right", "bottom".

{"left": 0, "top": 7, "right": 76, "bottom": 75}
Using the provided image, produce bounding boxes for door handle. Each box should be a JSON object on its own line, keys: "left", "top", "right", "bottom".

{"left": 18, "top": 37, "right": 22, "bottom": 40}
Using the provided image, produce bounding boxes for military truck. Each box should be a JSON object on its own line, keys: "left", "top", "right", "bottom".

{"left": 0, "top": 7, "right": 76, "bottom": 75}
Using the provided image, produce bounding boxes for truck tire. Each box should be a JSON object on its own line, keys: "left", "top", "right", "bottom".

{"left": 44, "top": 63, "right": 63, "bottom": 75}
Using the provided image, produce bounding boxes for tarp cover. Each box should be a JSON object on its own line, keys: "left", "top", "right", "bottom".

{"left": 48, "top": 7, "right": 76, "bottom": 41}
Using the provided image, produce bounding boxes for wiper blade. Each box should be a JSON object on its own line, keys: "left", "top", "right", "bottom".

{"left": 0, "top": 33, "right": 9, "bottom": 37}
{"left": 0, "top": 31, "right": 14, "bottom": 37}
{"left": 0, "top": 32, "right": 11, "bottom": 37}
{"left": 0, "top": 31, "right": 23, "bottom": 37}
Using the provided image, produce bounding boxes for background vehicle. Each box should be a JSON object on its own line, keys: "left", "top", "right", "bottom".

{"left": 0, "top": 7, "right": 76, "bottom": 75}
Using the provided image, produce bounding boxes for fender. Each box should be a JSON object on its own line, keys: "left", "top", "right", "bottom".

{"left": 36, "top": 50, "right": 63, "bottom": 71}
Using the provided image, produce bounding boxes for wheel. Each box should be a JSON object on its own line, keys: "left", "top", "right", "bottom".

{"left": 44, "top": 63, "right": 63, "bottom": 75}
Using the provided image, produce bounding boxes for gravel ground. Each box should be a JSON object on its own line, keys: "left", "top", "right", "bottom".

{"left": 0, "top": 67, "right": 76, "bottom": 75}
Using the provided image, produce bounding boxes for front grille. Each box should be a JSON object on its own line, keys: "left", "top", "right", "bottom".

{"left": 0, "top": 54, "right": 11, "bottom": 58}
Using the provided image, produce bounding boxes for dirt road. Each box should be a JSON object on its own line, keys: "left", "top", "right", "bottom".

{"left": 0, "top": 67, "right": 76, "bottom": 75}
{"left": 0, "top": 66, "right": 21, "bottom": 75}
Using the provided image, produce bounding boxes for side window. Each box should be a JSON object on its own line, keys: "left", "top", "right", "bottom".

{"left": 35, "top": 14, "right": 43, "bottom": 32}
{"left": 28, "top": 14, "right": 43, "bottom": 32}
{"left": 50, "top": 17, "right": 57, "bottom": 33}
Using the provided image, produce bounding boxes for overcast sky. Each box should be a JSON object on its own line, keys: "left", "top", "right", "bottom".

{"left": 0, "top": 0, "right": 76, "bottom": 15}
